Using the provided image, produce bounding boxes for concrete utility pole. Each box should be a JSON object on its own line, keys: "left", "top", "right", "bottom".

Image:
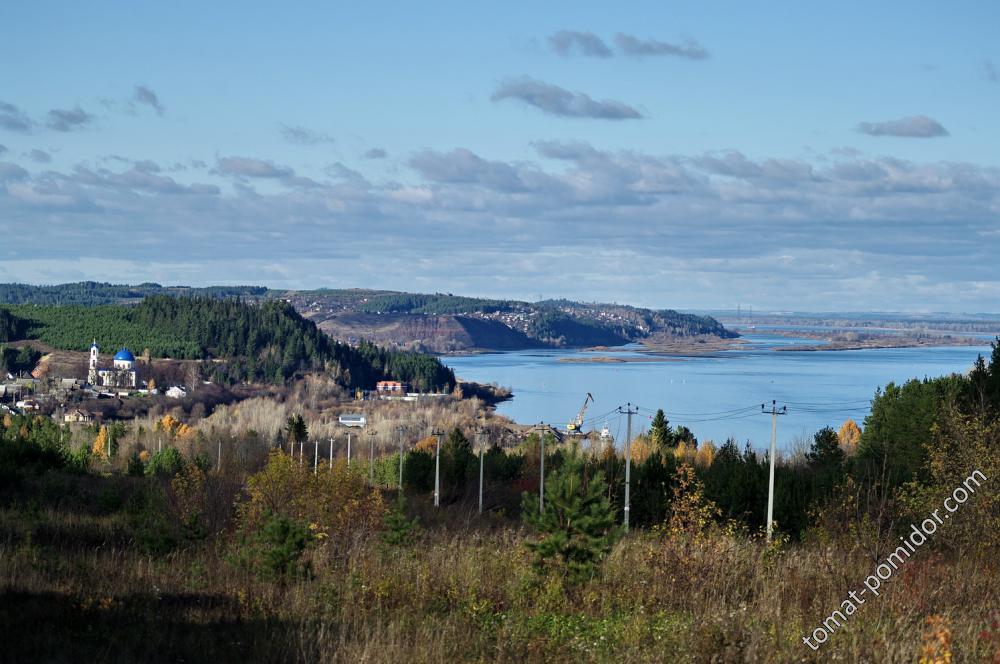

{"left": 617, "top": 403, "right": 638, "bottom": 531}
{"left": 396, "top": 425, "right": 406, "bottom": 491}
{"left": 431, "top": 428, "right": 445, "bottom": 507}
{"left": 313, "top": 439, "right": 319, "bottom": 475}
{"left": 475, "top": 426, "right": 487, "bottom": 515}
{"left": 538, "top": 423, "right": 546, "bottom": 514}
{"left": 367, "top": 429, "right": 376, "bottom": 485}
{"left": 299, "top": 441, "right": 304, "bottom": 467}
{"left": 217, "top": 440, "right": 222, "bottom": 471}
{"left": 329, "top": 438, "right": 334, "bottom": 470}
{"left": 347, "top": 432, "right": 352, "bottom": 466}
{"left": 762, "top": 400, "right": 788, "bottom": 542}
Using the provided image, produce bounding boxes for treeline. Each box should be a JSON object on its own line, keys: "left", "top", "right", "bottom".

{"left": 385, "top": 424, "right": 833, "bottom": 537}
{"left": 0, "top": 345, "right": 42, "bottom": 376}
{"left": 356, "top": 293, "right": 516, "bottom": 315}
{"left": 0, "top": 297, "right": 455, "bottom": 391}
{"left": 651, "top": 309, "right": 735, "bottom": 338}
{"left": 527, "top": 310, "right": 629, "bottom": 347}
{"left": 0, "top": 309, "right": 29, "bottom": 342}
{"left": 541, "top": 299, "right": 737, "bottom": 339}
{"left": 0, "top": 413, "right": 83, "bottom": 481}
{"left": 0, "top": 281, "right": 268, "bottom": 306}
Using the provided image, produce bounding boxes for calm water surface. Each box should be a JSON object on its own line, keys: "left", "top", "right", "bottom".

{"left": 444, "top": 334, "right": 992, "bottom": 451}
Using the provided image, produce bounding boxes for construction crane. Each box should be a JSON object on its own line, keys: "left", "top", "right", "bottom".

{"left": 566, "top": 393, "right": 593, "bottom": 433}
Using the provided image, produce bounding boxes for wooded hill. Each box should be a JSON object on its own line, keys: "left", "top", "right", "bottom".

{"left": 0, "top": 281, "right": 267, "bottom": 306}
{"left": 0, "top": 297, "right": 455, "bottom": 391}
{"left": 285, "top": 289, "right": 737, "bottom": 351}
{"left": 0, "top": 282, "right": 736, "bottom": 353}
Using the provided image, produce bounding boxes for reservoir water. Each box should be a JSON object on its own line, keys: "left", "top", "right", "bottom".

{"left": 444, "top": 334, "right": 993, "bottom": 452}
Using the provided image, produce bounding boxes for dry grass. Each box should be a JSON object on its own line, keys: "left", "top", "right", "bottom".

{"left": 1, "top": 469, "right": 998, "bottom": 663}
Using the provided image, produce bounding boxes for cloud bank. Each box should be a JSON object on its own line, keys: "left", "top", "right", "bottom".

{"left": 46, "top": 107, "right": 94, "bottom": 132}
{"left": 491, "top": 77, "right": 642, "bottom": 120}
{"left": 2, "top": 141, "right": 997, "bottom": 310}
{"left": 548, "top": 31, "right": 613, "bottom": 58}
{"left": 280, "top": 124, "right": 335, "bottom": 145}
{"left": 614, "top": 33, "right": 709, "bottom": 59}
{"left": 0, "top": 102, "right": 33, "bottom": 133}
{"left": 133, "top": 85, "right": 165, "bottom": 115}
{"left": 856, "top": 115, "right": 949, "bottom": 138}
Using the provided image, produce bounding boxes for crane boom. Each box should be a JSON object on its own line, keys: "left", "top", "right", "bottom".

{"left": 566, "top": 392, "right": 593, "bottom": 432}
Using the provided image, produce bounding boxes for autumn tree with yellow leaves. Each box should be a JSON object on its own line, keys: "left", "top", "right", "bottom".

{"left": 694, "top": 441, "right": 716, "bottom": 468}
{"left": 154, "top": 414, "right": 195, "bottom": 440}
{"left": 237, "top": 451, "right": 385, "bottom": 564}
{"left": 837, "top": 418, "right": 861, "bottom": 455}
{"left": 92, "top": 425, "right": 109, "bottom": 458}
{"left": 667, "top": 462, "right": 721, "bottom": 539}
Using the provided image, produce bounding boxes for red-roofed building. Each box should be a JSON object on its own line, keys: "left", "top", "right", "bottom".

{"left": 376, "top": 380, "right": 408, "bottom": 394}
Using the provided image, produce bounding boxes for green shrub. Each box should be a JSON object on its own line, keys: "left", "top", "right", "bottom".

{"left": 97, "top": 485, "right": 124, "bottom": 513}
{"left": 145, "top": 447, "right": 184, "bottom": 477}
{"left": 127, "top": 485, "right": 177, "bottom": 554}
{"left": 126, "top": 451, "right": 145, "bottom": 477}
{"left": 193, "top": 452, "right": 212, "bottom": 473}
{"left": 65, "top": 443, "right": 91, "bottom": 474}
{"left": 255, "top": 512, "right": 313, "bottom": 580}
{"left": 402, "top": 450, "right": 434, "bottom": 492}
{"left": 381, "top": 495, "right": 420, "bottom": 548}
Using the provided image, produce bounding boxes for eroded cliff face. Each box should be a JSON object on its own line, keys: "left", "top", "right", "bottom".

{"left": 311, "top": 313, "right": 542, "bottom": 353}
{"left": 291, "top": 290, "right": 736, "bottom": 353}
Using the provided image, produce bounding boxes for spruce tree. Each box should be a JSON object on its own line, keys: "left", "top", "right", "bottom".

{"left": 649, "top": 408, "right": 671, "bottom": 450}
{"left": 522, "top": 447, "right": 620, "bottom": 583}
{"left": 381, "top": 495, "right": 421, "bottom": 548}
{"left": 285, "top": 414, "right": 308, "bottom": 446}
{"left": 442, "top": 427, "right": 474, "bottom": 502}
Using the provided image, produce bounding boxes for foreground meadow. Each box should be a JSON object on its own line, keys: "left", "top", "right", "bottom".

{"left": 1, "top": 462, "right": 996, "bottom": 663}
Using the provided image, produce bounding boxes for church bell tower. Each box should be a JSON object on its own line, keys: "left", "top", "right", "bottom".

{"left": 88, "top": 340, "right": 99, "bottom": 385}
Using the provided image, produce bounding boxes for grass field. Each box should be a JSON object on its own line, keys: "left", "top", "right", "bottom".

{"left": 1, "top": 467, "right": 996, "bottom": 663}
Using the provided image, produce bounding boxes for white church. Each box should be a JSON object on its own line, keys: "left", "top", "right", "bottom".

{"left": 87, "top": 341, "right": 139, "bottom": 388}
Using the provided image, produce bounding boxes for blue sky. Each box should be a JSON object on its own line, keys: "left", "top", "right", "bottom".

{"left": 1, "top": 1, "right": 998, "bottom": 311}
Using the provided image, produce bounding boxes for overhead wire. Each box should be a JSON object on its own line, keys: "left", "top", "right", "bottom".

{"left": 569, "top": 397, "right": 875, "bottom": 436}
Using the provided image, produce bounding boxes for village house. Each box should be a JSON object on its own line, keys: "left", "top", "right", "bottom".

{"left": 165, "top": 386, "right": 187, "bottom": 399}
{"left": 375, "top": 380, "right": 408, "bottom": 394}
{"left": 63, "top": 409, "right": 94, "bottom": 424}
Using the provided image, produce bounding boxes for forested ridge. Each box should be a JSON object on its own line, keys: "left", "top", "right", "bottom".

{"left": 0, "top": 297, "right": 454, "bottom": 390}
{"left": 0, "top": 281, "right": 267, "bottom": 306}
{"left": 0, "top": 282, "right": 736, "bottom": 350}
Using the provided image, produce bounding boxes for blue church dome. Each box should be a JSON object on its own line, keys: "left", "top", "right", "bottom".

{"left": 114, "top": 348, "right": 135, "bottom": 362}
